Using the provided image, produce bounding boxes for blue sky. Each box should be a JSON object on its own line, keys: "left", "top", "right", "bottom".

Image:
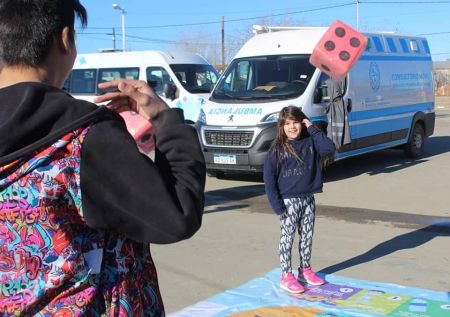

{"left": 76, "top": 0, "right": 450, "bottom": 62}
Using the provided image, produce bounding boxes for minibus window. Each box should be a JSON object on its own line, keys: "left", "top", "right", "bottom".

{"left": 69, "top": 69, "right": 97, "bottom": 94}
{"left": 146, "top": 67, "right": 173, "bottom": 95}
{"left": 97, "top": 67, "right": 139, "bottom": 94}
{"left": 170, "top": 64, "right": 220, "bottom": 94}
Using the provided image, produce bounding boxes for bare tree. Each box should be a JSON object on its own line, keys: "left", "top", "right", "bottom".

{"left": 172, "top": 15, "right": 307, "bottom": 71}
{"left": 171, "top": 29, "right": 220, "bottom": 66}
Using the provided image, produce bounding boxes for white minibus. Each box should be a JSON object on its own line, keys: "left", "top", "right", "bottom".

{"left": 64, "top": 50, "right": 220, "bottom": 123}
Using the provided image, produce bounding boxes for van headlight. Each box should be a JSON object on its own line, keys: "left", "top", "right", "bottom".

{"left": 259, "top": 112, "right": 279, "bottom": 124}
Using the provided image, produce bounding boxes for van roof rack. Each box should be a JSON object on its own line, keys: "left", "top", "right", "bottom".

{"left": 252, "top": 24, "right": 325, "bottom": 35}
{"left": 98, "top": 48, "right": 124, "bottom": 53}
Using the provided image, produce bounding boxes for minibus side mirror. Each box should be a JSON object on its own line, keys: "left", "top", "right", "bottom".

{"left": 163, "top": 83, "right": 178, "bottom": 101}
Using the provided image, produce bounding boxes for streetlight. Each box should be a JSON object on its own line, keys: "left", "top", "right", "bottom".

{"left": 112, "top": 3, "right": 126, "bottom": 51}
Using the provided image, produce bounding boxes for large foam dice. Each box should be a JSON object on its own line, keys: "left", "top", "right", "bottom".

{"left": 310, "top": 20, "right": 368, "bottom": 82}
{"left": 120, "top": 111, "right": 155, "bottom": 154}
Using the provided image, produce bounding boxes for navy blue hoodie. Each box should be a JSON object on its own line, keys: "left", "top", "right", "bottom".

{"left": 263, "top": 125, "right": 335, "bottom": 214}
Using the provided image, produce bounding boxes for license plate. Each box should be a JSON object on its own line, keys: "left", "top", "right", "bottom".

{"left": 213, "top": 154, "right": 236, "bottom": 164}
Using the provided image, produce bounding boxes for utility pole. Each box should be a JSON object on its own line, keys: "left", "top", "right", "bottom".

{"left": 112, "top": 27, "right": 116, "bottom": 50}
{"left": 221, "top": 16, "right": 225, "bottom": 71}
{"left": 356, "top": 0, "right": 360, "bottom": 30}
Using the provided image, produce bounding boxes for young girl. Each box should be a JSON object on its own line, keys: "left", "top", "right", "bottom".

{"left": 264, "top": 105, "right": 335, "bottom": 294}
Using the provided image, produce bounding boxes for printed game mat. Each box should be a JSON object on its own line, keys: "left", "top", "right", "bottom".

{"left": 169, "top": 268, "right": 450, "bottom": 317}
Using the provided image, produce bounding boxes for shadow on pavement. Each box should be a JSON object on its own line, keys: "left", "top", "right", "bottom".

{"left": 213, "top": 173, "right": 264, "bottom": 182}
{"left": 320, "top": 222, "right": 450, "bottom": 275}
{"left": 205, "top": 184, "right": 266, "bottom": 214}
{"left": 324, "top": 136, "right": 450, "bottom": 182}
{"left": 204, "top": 204, "right": 249, "bottom": 214}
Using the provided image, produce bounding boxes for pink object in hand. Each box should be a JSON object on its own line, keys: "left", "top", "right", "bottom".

{"left": 120, "top": 111, "right": 155, "bottom": 154}
{"left": 309, "top": 20, "right": 368, "bottom": 82}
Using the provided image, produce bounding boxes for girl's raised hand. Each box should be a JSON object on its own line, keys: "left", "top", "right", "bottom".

{"left": 94, "top": 79, "right": 169, "bottom": 121}
{"left": 302, "top": 118, "right": 312, "bottom": 128}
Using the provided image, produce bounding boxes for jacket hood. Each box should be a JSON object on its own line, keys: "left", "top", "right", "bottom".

{"left": 0, "top": 82, "right": 115, "bottom": 165}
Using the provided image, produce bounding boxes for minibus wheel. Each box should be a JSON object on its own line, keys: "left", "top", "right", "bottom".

{"left": 404, "top": 123, "right": 424, "bottom": 158}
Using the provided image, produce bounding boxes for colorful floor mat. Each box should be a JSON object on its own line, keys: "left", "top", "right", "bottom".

{"left": 169, "top": 268, "right": 450, "bottom": 317}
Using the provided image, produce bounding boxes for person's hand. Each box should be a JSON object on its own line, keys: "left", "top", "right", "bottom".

{"left": 302, "top": 118, "right": 312, "bottom": 128}
{"left": 94, "top": 79, "right": 169, "bottom": 121}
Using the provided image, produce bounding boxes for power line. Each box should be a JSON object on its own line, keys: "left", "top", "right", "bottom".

{"left": 75, "top": 1, "right": 450, "bottom": 56}
{"left": 362, "top": 1, "right": 450, "bottom": 3}
{"left": 119, "top": 2, "right": 355, "bottom": 30}
{"left": 76, "top": 1, "right": 450, "bottom": 31}
{"left": 417, "top": 31, "right": 450, "bottom": 36}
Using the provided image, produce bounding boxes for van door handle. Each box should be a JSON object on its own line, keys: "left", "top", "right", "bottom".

{"left": 346, "top": 98, "right": 352, "bottom": 112}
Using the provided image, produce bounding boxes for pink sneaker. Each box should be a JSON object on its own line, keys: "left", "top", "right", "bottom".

{"left": 298, "top": 267, "right": 325, "bottom": 285}
{"left": 280, "top": 273, "right": 305, "bottom": 294}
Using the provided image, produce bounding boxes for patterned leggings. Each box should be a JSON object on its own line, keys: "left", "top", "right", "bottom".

{"left": 279, "top": 195, "right": 316, "bottom": 274}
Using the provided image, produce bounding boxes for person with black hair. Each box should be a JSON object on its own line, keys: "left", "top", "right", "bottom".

{"left": 0, "top": 1, "right": 205, "bottom": 315}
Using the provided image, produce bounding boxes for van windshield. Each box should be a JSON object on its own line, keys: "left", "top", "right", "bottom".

{"left": 170, "top": 64, "right": 220, "bottom": 94}
{"left": 211, "top": 54, "right": 315, "bottom": 102}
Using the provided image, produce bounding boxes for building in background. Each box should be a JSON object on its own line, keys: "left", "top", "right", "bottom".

{"left": 434, "top": 60, "right": 450, "bottom": 96}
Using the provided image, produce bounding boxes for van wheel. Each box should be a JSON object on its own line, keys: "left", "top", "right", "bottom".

{"left": 404, "top": 124, "right": 424, "bottom": 158}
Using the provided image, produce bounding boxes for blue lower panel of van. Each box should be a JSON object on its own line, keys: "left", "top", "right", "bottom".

{"left": 335, "top": 139, "right": 407, "bottom": 160}
{"left": 348, "top": 103, "right": 433, "bottom": 137}
{"left": 350, "top": 115, "right": 412, "bottom": 139}
{"left": 336, "top": 102, "right": 434, "bottom": 157}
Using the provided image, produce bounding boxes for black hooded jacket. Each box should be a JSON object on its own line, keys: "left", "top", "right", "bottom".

{"left": 0, "top": 81, "right": 206, "bottom": 244}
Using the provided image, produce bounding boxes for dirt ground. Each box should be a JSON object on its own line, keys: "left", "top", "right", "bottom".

{"left": 436, "top": 95, "right": 450, "bottom": 109}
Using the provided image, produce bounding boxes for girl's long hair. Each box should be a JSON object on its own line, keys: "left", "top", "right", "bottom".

{"left": 270, "top": 105, "right": 308, "bottom": 165}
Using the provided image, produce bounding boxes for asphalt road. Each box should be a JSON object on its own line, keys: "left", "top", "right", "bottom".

{"left": 152, "top": 97, "right": 450, "bottom": 314}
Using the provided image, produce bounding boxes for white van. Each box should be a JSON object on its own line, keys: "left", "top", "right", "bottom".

{"left": 64, "top": 50, "right": 220, "bottom": 123}
{"left": 197, "top": 26, "right": 435, "bottom": 177}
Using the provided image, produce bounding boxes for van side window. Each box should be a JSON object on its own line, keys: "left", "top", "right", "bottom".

{"left": 98, "top": 68, "right": 139, "bottom": 83}
{"left": 386, "top": 38, "right": 397, "bottom": 53}
{"left": 170, "top": 64, "right": 220, "bottom": 93}
{"left": 97, "top": 67, "right": 139, "bottom": 94}
{"left": 372, "top": 37, "right": 384, "bottom": 52}
{"left": 399, "top": 38, "right": 410, "bottom": 53}
{"left": 236, "top": 61, "right": 250, "bottom": 91}
{"left": 409, "top": 39, "right": 420, "bottom": 53}
{"left": 70, "top": 69, "right": 97, "bottom": 94}
{"left": 146, "top": 67, "right": 173, "bottom": 95}
{"left": 422, "top": 40, "right": 431, "bottom": 54}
